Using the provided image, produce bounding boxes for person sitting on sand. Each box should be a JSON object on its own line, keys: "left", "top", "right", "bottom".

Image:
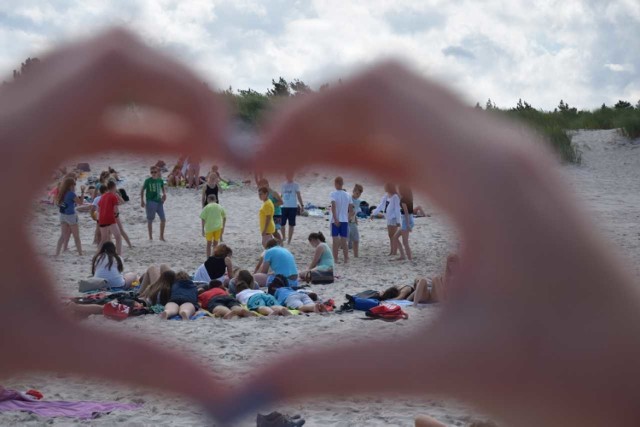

{"left": 193, "top": 243, "right": 234, "bottom": 284}
{"left": 254, "top": 239, "right": 299, "bottom": 288}
{"left": 406, "top": 254, "right": 458, "bottom": 305}
{"left": 298, "top": 232, "right": 334, "bottom": 284}
{"left": 268, "top": 275, "right": 328, "bottom": 313}
{"left": 91, "top": 241, "right": 137, "bottom": 289}
{"left": 235, "top": 278, "right": 291, "bottom": 316}
{"left": 160, "top": 271, "right": 198, "bottom": 320}
{"left": 198, "top": 280, "right": 256, "bottom": 319}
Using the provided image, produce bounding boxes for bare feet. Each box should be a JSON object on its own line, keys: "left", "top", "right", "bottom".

{"left": 393, "top": 257, "right": 406, "bottom": 262}
{"left": 160, "top": 237, "right": 166, "bottom": 242}
{"left": 159, "top": 311, "right": 168, "bottom": 319}
{"left": 179, "top": 311, "right": 190, "bottom": 320}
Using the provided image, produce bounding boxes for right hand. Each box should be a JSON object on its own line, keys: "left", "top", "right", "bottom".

{"left": 242, "top": 61, "right": 640, "bottom": 426}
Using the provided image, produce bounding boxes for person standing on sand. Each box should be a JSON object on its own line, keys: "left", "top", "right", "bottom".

{"left": 330, "top": 176, "right": 353, "bottom": 263}
{"left": 98, "top": 180, "right": 123, "bottom": 255}
{"left": 349, "top": 184, "right": 364, "bottom": 258}
{"left": 140, "top": 165, "right": 166, "bottom": 241}
{"left": 280, "top": 172, "right": 304, "bottom": 245}
{"left": 55, "top": 177, "right": 84, "bottom": 256}
{"left": 370, "top": 183, "right": 401, "bottom": 256}
{"left": 258, "top": 186, "right": 276, "bottom": 247}
{"left": 200, "top": 194, "right": 226, "bottom": 257}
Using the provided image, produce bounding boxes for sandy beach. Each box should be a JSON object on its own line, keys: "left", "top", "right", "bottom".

{"left": 2, "top": 129, "right": 638, "bottom": 426}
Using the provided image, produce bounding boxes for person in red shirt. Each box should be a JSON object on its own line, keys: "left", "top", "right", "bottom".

{"left": 98, "top": 181, "right": 123, "bottom": 255}
{"left": 197, "top": 280, "right": 256, "bottom": 319}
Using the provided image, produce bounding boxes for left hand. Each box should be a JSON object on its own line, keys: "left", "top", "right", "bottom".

{"left": 0, "top": 27, "right": 234, "bottom": 420}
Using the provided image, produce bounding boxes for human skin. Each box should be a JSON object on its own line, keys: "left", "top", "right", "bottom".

{"left": 2, "top": 28, "right": 640, "bottom": 427}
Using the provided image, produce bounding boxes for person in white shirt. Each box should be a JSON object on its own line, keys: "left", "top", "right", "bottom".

{"left": 280, "top": 172, "right": 304, "bottom": 245}
{"left": 370, "top": 183, "right": 401, "bottom": 256}
{"left": 330, "top": 176, "right": 354, "bottom": 263}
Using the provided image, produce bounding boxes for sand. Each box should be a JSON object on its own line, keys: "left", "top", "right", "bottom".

{"left": 2, "top": 129, "right": 639, "bottom": 426}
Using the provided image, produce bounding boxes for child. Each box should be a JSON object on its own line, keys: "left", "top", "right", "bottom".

{"left": 201, "top": 172, "right": 220, "bottom": 208}
{"left": 200, "top": 194, "right": 226, "bottom": 257}
{"left": 280, "top": 172, "right": 304, "bottom": 245}
{"left": 330, "top": 176, "right": 353, "bottom": 263}
{"left": 268, "top": 275, "right": 327, "bottom": 313}
{"left": 349, "top": 184, "right": 363, "bottom": 257}
{"left": 394, "top": 185, "right": 414, "bottom": 261}
{"left": 91, "top": 185, "right": 107, "bottom": 246}
{"left": 258, "top": 186, "right": 276, "bottom": 247}
{"left": 55, "top": 177, "right": 84, "bottom": 256}
{"left": 198, "top": 280, "right": 256, "bottom": 319}
{"left": 98, "top": 180, "right": 123, "bottom": 255}
{"left": 235, "top": 279, "right": 290, "bottom": 316}
{"left": 140, "top": 166, "right": 166, "bottom": 241}
{"left": 370, "top": 183, "right": 401, "bottom": 256}
{"left": 161, "top": 271, "right": 198, "bottom": 320}
{"left": 258, "top": 178, "right": 283, "bottom": 242}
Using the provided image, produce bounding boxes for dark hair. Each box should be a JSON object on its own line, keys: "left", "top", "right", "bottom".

{"left": 258, "top": 186, "right": 269, "bottom": 195}
{"left": 380, "top": 287, "right": 400, "bottom": 301}
{"left": 235, "top": 281, "right": 249, "bottom": 293}
{"left": 213, "top": 243, "right": 233, "bottom": 258}
{"left": 235, "top": 270, "right": 254, "bottom": 291}
{"left": 99, "top": 170, "right": 110, "bottom": 183}
{"left": 91, "top": 241, "right": 123, "bottom": 275}
{"left": 209, "top": 279, "right": 223, "bottom": 288}
{"left": 308, "top": 232, "right": 326, "bottom": 243}
{"left": 353, "top": 184, "right": 363, "bottom": 193}
{"left": 267, "top": 274, "right": 289, "bottom": 295}
{"left": 99, "top": 185, "right": 108, "bottom": 194}
{"left": 265, "top": 239, "right": 279, "bottom": 249}
{"left": 207, "top": 194, "right": 218, "bottom": 203}
{"left": 107, "top": 180, "right": 116, "bottom": 190}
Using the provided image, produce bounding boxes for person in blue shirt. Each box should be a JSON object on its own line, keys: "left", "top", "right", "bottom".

{"left": 268, "top": 275, "right": 327, "bottom": 313}
{"left": 55, "top": 176, "right": 85, "bottom": 256}
{"left": 255, "top": 239, "right": 300, "bottom": 288}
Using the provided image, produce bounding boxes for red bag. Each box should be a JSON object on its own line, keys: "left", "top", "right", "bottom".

{"left": 103, "top": 300, "right": 130, "bottom": 321}
{"left": 365, "top": 303, "right": 408, "bottom": 321}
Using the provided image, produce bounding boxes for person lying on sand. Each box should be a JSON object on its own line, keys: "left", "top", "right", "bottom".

{"left": 235, "top": 279, "right": 291, "bottom": 316}
{"left": 160, "top": 271, "right": 198, "bottom": 320}
{"left": 198, "top": 280, "right": 257, "bottom": 319}
{"left": 268, "top": 275, "right": 328, "bottom": 314}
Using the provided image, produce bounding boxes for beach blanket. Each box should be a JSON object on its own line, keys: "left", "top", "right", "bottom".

{"left": 0, "top": 386, "right": 141, "bottom": 419}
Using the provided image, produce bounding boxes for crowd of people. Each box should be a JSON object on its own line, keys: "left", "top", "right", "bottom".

{"left": 53, "top": 161, "right": 444, "bottom": 322}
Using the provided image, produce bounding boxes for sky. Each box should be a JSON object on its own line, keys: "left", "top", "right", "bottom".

{"left": 0, "top": 0, "right": 638, "bottom": 110}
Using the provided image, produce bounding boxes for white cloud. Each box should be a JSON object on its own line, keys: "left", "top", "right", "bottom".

{"left": 0, "top": 0, "right": 638, "bottom": 109}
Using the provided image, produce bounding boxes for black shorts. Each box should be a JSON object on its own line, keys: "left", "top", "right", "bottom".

{"left": 207, "top": 296, "right": 240, "bottom": 312}
{"left": 281, "top": 207, "right": 298, "bottom": 227}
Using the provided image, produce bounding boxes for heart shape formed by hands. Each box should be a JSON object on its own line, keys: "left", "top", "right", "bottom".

{"left": 2, "top": 28, "right": 640, "bottom": 427}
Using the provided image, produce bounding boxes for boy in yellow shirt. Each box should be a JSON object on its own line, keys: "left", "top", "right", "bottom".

{"left": 200, "top": 194, "right": 226, "bottom": 257}
{"left": 258, "top": 186, "right": 275, "bottom": 248}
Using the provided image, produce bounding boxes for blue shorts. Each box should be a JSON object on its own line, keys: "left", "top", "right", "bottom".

{"left": 247, "top": 293, "right": 278, "bottom": 310}
{"left": 401, "top": 215, "right": 414, "bottom": 231}
{"left": 331, "top": 222, "right": 349, "bottom": 238}
{"left": 273, "top": 215, "right": 282, "bottom": 231}
{"left": 281, "top": 207, "right": 297, "bottom": 227}
{"left": 146, "top": 200, "right": 166, "bottom": 222}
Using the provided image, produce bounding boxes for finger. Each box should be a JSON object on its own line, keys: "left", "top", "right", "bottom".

{"left": 9, "top": 27, "right": 231, "bottom": 173}
{"left": 16, "top": 316, "right": 228, "bottom": 418}
{"left": 219, "top": 322, "right": 471, "bottom": 425}
{"left": 258, "top": 61, "right": 558, "bottom": 235}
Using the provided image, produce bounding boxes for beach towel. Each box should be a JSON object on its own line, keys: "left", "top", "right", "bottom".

{"left": 0, "top": 386, "right": 141, "bottom": 419}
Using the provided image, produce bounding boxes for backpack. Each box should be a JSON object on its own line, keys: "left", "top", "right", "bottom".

{"left": 118, "top": 188, "right": 130, "bottom": 202}
{"left": 365, "top": 303, "right": 408, "bottom": 321}
{"left": 344, "top": 294, "right": 380, "bottom": 311}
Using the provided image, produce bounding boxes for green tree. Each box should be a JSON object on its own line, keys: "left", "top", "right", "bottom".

{"left": 614, "top": 100, "right": 633, "bottom": 109}
{"left": 485, "top": 98, "right": 496, "bottom": 110}
{"left": 267, "top": 77, "right": 291, "bottom": 97}
{"left": 289, "top": 79, "right": 311, "bottom": 96}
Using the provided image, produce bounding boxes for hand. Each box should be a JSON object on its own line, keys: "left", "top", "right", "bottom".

{"left": 333, "top": 219, "right": 340, "bottom": 227}
{"left": 161, "top": 194, "right": 167, "bottom": 203}
{"left": 241, "top": 62, "right": 640, "bottom": 426}
{"left": 0, "top": 28, "right": 233, "bottom": 420}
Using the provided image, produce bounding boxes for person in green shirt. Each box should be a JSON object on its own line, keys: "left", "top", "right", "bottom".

{"left": 200, "top": 194, "right": 226, "bottom": 257}
{"left": 140, "top": 166, "right": 167, "bottom": 241}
